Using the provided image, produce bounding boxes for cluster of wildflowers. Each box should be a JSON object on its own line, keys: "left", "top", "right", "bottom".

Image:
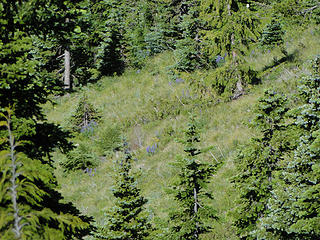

{"left": 84, "top": 167, "right": 96, "bottom": 176}
{"left": 80, "top": 120, "right": 97, "bottom": 134}
{"left": 146, "top": 143, "right": 157, "bottom": 154}
{"left": 175, "top": 78, "right": 184, "bottom": 83}
{"left": 215, "top": 55, "right": 225, "bottom": 64}
{"left": 169, "top": 78, "right": 185, "bottom": 86}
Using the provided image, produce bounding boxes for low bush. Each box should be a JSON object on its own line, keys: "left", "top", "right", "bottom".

{"left": 61, "top": 142, "right": 98, "bottom": 171}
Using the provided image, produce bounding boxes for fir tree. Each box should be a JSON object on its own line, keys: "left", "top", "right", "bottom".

{"left": 173, "top": 0, "right": 209, "bottom": 72}
{"left": 0, "top": 109, "right": 93, "bottom": 239}
{"left": 233, "top": 90, "right": 289, "bottom": 239}
{"left": 260, "top": 57, "right": 320, "bottom": 239}
{"left": 260, "top": 19, "right": 285, "bottom": 48}
{"left": 0, "top": 2, "right": 93, "bottom": 238}
{"left": 169, "top": 115, "right": 220, "bottom": 240}
{"left": 70, "top": 94, "right": 101, "bottom": 132}
{"left": 97, "top": 141, "right": 151, "bottom": 240}
{"left": 200, "top": 0, "right": 260, "bottom": 99}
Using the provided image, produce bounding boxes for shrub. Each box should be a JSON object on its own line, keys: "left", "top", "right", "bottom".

{"left": 97, "top": 124, "right": 122, "bottom": 155}
{"left": 61, "top": 142, "right": 98, "bottom": 172}
{"left": 260, "top": 19, "right": 285, "bottom": 48}
{"left": 69, "top": 95, "right": 101, "bottom": 132}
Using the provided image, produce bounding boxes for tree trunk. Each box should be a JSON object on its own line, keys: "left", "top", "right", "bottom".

{"left": 64, "top": 18, "right": 71, "bottom": 89}
{"left": 6, "top": 112, "right": 24, "bottom": 239}
{"left": 64, "top": 48, "right": 71, "bottom": 89}
{"left": 194, "top": 187, "right": 199, "bottom": 239}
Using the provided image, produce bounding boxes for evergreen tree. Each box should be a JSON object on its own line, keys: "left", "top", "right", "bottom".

{"left": 200, "top": 0, "right": 260, "bottom": 98}
{"left": 97, "top": 141, "right": 152, "bottom": 240}
{"left": 233, "top": 90, "right": 289, "bottom": 239}
{"left": 69, "top": 94, "right": 101, "bottom": 132}
{"left": 169, "top": 115, "right": 220, "bottom": 240}
{"left": 173, "top": 0, "right": 209, "bottom": 72}
{"left": 0, "top": 1, "right": 93, "bottom": 238}
{"left": 0, "top": 109, "right": 93, "bottom": 239}
{"left": 260, "top": 57, "right": 320, "bottom": 239}
{"left": 260, "top": 19, "right": 285, "bottom": 48}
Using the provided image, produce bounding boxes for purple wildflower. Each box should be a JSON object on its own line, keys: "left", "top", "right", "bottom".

{"left": 215, "top": 55, "right": 224, "bottom": 64}
{"left": 175, "top": 78, "right": 184, "bottom": 83}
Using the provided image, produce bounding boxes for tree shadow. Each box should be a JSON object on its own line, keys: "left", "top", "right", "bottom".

{"left": 262, "top": 49, "right": 299, "bottom": 72}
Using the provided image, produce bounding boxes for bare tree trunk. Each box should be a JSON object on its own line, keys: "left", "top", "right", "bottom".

{"left": 64, "top": 48, "right": 71, "bottom": 89}
{"left": 194, "top": 187, "right": 199, "bottom": 239}
{"left": 4, "top": 111, "right": 24, "bottom": 239}
{"left": 64, "top": 18, "right": 71, "bottom": 89}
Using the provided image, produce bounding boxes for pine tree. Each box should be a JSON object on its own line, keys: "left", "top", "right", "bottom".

{"left": 233, "top": 90, "right": 289, "bottom": 239}
{"left": 168, "top": 115, "right": 220, "bottom": 240}
{"left": 0, "top": 1, "right": 93, "bottom": 238}
{"left": 97, "top": 141, "right": 152, "bottom": 240}
{"left": 173, "top": 0, "right": 209, "bottom": 72}
{"left": 260, "top": 57, "right": 320, "bottom": 239}
{"left": 200, "top": 0, "right": 260, "bottom": 99}
{"left": 260, "top": 19, "right": 285, "bottom": 48}
{"left": 69, "top": 94, "right": 101, "bottom": 132}
{"left": 0, "top": 109, "right": 93, "bottom": 239}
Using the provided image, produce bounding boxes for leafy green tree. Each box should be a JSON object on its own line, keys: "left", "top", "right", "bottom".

{"left": 233, "top": 90, "right": 289, "bottom": 239}
{"left": 260, "top": 57, "right": 320, "bottom": 239}
{"left": 168, "top": 115, "right": 220, "bottom": 240}
{"left": 97, "top": 141, "right": 152, "bottom": 240}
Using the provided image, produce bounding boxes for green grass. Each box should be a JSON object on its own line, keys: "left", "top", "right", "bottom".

{"left": 46, "top": 24, "right": 320, "bottom": 239}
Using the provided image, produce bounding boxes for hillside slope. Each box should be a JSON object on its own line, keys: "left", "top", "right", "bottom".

{"left": 45, "top": 25, "right": 320, "bottom": 239}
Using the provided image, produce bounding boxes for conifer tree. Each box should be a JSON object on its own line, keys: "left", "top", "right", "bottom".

{"left": 200, "top": 0, "right": 260, "bottom": 98}
{"left": 260, "top": 57, "right": 320, "bottom": 239}
{"left": 0, "top": 109, "right": 93, "bottom": 239}
{"left": 69, "top": 95, "right": 101, "bottom": 132}
{"left": 233, "top": 90, "right": 289, "bottom": 239}
{"left": 260, "top": 19, "right": 285, "bottom": 48}
{"left": 97, "top": 141, "right": 151, "bottom": 240}
{"left": 169, "top": 115, "right": 220, "bottom": 240}
{"left": 0, "top": 2, "right": 93, "bottom": 238}
{"left": 173, "top": 0, "right": 208, "bottom": 72}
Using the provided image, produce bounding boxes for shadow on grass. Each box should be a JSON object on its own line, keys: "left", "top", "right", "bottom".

{"left": 262, "top": 49, "right": 299, "bottom": 72}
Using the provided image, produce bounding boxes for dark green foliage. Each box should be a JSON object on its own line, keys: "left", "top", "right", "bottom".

{"left": 199, "top": 0, "right": 260, "bottom": 98}
{"left": 69, "top": 95, "right": 101, "bottom": 132}
{"left": 173, "top": 0, "right": 209, "bottom": 72}
{"left": 271, "top": 0, "right": 320, "bottom": 24}
{"left": 208, "top": 61, "right": 259, "bottom": 100}
{"left": 97, "top": 125, "right": 122, "bottom": 155}
{"left": 88, "top": 0, "right": 126, "bottom": 76}
{"left": 260, "top": 19, "right": 285, "bottom": 47}
{"left": 97, "top": 141, "right": 152, "bottom": 240}
{"left": 259, "top": 57, "right": 320, "bottom": 239}
{"left": 233, "top": 90, "right": 289, "bottom": 239}
{"left": 62, "top": 142, "right": 98, "bottom": 172}
{"left": 0, "top": 2, "right": 94, "bottom": 238}
{"left": 169, "top": 115, "right": 220, "bottom": 239}
{"left": 0, "top": 109, "right": 93, "bottom": 239}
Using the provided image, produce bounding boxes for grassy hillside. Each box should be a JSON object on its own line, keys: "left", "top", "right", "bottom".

{"left": 44, "top": 25, "right": 320, "bottom": 239}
